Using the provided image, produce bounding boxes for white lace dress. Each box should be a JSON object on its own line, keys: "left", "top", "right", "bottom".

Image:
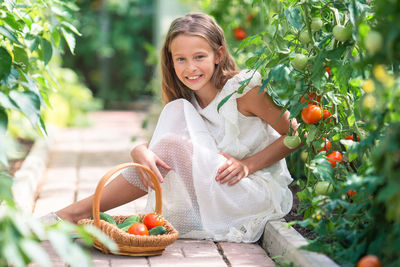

{"left": 122, "top": 69, "right": 293, "bottom": 242}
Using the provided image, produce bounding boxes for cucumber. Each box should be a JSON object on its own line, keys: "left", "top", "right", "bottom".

{"left": 117, "top": 215, "right": 141, "bottom": 232}
{"left": 91, "top": 212, "right": 117, "bottom": 225}
{"left": 149, "top": 226, "right": 166, "bottom": 236}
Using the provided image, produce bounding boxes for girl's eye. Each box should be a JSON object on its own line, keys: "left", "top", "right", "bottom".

{"left": 176, "top": 57, "right": 185, "bottom": 62}
{"left": 196, "top": 55, "right": 205, "bottom": 60}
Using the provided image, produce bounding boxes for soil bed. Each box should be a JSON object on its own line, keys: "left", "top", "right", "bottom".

{"left": 284, "top": 183, "right": 317, "bottom": 240}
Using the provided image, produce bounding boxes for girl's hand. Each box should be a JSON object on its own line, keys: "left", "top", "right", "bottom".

{"left": 216, "top": 152, "right": 249, "bottom": 186}
{"left": 130, "top": 144, "right": 171, "bottom": 190}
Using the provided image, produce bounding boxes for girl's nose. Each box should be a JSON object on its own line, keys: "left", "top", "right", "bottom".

{"left": 186, "top": 61, "right": 197, "bottom": 72}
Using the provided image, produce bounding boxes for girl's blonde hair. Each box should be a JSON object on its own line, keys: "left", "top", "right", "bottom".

{"left": 161, "top": 13, "right": 238, "bottom": 104}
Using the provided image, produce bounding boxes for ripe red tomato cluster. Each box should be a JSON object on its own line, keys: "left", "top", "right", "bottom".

{"left": 300, "top": 93, "right": 333, "bottom": 125}
{"left": 127, "top": 212, "right": 164, "bottom": 236}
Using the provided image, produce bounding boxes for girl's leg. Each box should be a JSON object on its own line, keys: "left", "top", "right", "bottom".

{"left": 55, "top": 174, "right": 147, "bottom": 223}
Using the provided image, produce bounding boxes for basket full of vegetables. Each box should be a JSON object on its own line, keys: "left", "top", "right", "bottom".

{"left": 77, "top": 163, "right": 179, "bottom": 256}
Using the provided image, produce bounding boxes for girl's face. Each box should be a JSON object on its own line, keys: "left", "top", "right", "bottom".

{"left": 170, "top": 34, "right": 221, "bottom": 94}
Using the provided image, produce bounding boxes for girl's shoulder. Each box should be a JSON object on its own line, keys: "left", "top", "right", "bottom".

{"left": 221, "top": 69, "right": 262, "bottom": 99}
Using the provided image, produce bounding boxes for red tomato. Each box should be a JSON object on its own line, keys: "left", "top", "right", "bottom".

{"left": 347, "top": 189, "right": 356, "bottom": 199}
{"left": 326, "top": 151, "right": 343, "bottom": 168}
{"left": 128, "top": 222, "right": 149, "bottom": 236}
{"left": 301, "top": 104, "right": 323, "bottom": 124}
{"left": 233, "top": 27, "right": 247, "bottom": 40}
{"left": 322, "top": 109, "right": 332, "bottom": 122}
{"left": 143, "top": 213, "right": 164, "bottom": 230}
{"left": 300, "top": 92, "right": 321, "bottom": 104}
{"left": 325, "top": 67, "right": 331, "bottom": 77}
{"left": 345, "top": 135, "right": 360, "bottom": 142}
{"left": 317, "top": 137, "right": 331, "bottom": 153}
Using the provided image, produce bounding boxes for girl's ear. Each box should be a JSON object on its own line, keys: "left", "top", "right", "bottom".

{"left": 215, "top": 46, "right": 224, "bottom": 64}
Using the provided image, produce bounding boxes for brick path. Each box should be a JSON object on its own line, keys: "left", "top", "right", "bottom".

{"left": 32, "top": 110, "right": 275, "bottom": 267}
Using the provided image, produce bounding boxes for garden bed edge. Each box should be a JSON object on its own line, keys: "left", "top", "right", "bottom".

{"left": 261, "top": 219, "right": 339, "bottom": 267}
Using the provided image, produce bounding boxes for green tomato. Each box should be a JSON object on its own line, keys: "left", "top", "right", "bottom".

{"left": 283, "top": 136, "right": 301, "bottom": 149}
{"left": 299, "top": 30, "right": 311, "bottom": 44}
{"left": 332, "top": 25, "right": 352, "bottom": 42}
{"left": 291, "top": 53, "right": 308, "bottom": 70}
{"left": 315, "top": 181, "right": 333, "bottom": 196}
{"left": 365, "top": 30, "right": 383, "bottom": 55}
{"left": 311, "top": 18, "right": 323, "bottom": 32}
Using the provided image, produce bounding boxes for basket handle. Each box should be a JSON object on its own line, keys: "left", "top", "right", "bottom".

{"left": 92, "top": 163, "right": 162, "bottom": 229}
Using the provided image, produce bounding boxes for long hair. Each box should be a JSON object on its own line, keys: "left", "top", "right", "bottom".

{"left": 160, "top": 13, "right": 238, "bottom": 104}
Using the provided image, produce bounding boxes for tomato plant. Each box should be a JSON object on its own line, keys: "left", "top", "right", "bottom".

{"left": 128, "top": 223, "right": 149, "bottom": 236}
{"left": 196, "top": 0, "right": 400, "bottom": 265}
{"left": 143, "top": 213, "right": 164, "bottom": 230}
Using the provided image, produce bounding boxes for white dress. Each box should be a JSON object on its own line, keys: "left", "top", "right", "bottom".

{"left": 122, "top": 69, "right": 293, "bottom": 243}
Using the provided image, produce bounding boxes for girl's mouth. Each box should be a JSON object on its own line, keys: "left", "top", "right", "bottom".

{"left": 186, "top": 74, "right": 203, "bottom": 82}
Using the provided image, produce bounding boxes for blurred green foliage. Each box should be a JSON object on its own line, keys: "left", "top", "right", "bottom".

{"left": 62, "top": 0, "right": 155, "bottom": 107}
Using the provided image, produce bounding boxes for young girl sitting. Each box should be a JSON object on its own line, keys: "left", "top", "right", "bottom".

{"left": 44, "top": 12, "right": 299, "bottom": 243}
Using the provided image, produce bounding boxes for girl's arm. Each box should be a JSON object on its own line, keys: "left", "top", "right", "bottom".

{"left": 216, "top": 86, "right": 300, "bottom": 185}
{"left": 237, "top": 86, "right": 300, "bottom": 174}
{"left": 130, "top": 143, "right": 171, "bottom": 189}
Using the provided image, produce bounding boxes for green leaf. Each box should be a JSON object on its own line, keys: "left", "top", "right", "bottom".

{"left": 61, "top": 21, "right": 81, "bottom": 36}
{"left": 9, "top": 91, "right": 41, "bottom": 128}
{"left": 306, "top": 125, "right": 318, "bottom": 145}
{"left": 0, "top": 92, "right": 18, "bottom": 110}
{"left": 25, "top": 35, "right": 40, "bottom": 52}
{"left": 47, "top": 230, "right": 92, "bottom": 267}
{"left": 245, "top": 56, "right": 259, "bottom": 68}
{"left": 284, "top": 7, "right": 303, "bottom": 30}
{"left": 289, "top": 101, "right": 307, "bottom": 118}
{"left": 13, "top": 46, "right": 29, "bottom": 68}
{"left": 217, "top": 91, "right": 236, "bottom": 112}
{"left": 0, "top": 25, "right": 21, "bottom": 44}
{"left": 20, "top": 239, "right": 52, "bottom": 267}
{"left": 40, "top": 38, "right": 53, "bottom": 65}
{"left": 347, "top": 113, "right": 355, "bottom": 127}
{"left": 0, "top": 47, "right": 12, "bottom": 80}
{"left": 4, "top": 242, "right": 26, "bottom": 267}
{"left": 337, "top": 62, "right": 353, "bottom": 93}
{"left": 310, "top": 154, "right": 334, "bottom": 181}
{"left": 61, "top": 27, "right": 76, "bottom": 54}
{"left": 3, "top": 11, "right": 23, "bottom": 31}
{"left": 82, "top": 224, "right": 118, "bottom": 252}
{"left": 4, "top": 0, "right": 16, "bottom": 11}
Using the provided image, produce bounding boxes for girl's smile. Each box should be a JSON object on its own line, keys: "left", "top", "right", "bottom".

{"left": 170, "top": 34, "right": 221, "bottom": 102}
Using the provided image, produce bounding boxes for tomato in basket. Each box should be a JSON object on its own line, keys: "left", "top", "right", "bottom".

{"left": 128, "top": 222, "right": 149, "bottom": 236}
{"left": 143, "top": 213, "right": 164, "bottom": 230}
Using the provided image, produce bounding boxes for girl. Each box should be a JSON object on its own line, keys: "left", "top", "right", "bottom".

{"left": 44, "top": 12, "right": 298, "bottom": 243}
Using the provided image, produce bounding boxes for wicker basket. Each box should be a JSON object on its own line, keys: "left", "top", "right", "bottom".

{"left": 77, "top": 163, "right": 179, "bottom": 256}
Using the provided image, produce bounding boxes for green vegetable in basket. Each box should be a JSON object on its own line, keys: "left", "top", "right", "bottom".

{"left": 149, "top": 226, "right": 166, "bottom": 235}
{"left": 118, "top": 215, "right": 142, "bottom": 232}
{"left": 91, "top": 212, "right": 117, "bottom": 225}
